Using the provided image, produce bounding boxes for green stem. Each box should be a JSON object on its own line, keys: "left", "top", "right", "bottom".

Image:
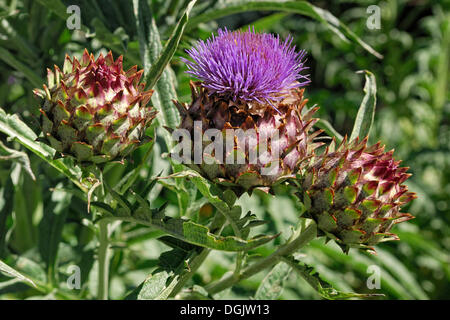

{"left": 97, "top": 220, "right": 110, "bottom": 300}
{"left": 205, "top": 220, "right": 317, "bottom": 295}
{"left": 169, "top": 248, "right": 211, "bottom": 298}
{"left": 169, "top": 211, "right": 226, "bottom": 298}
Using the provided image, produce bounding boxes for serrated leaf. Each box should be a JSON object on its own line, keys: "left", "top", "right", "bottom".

{"left": 104, "top": 181, "right": 131, "bottom": 215}
{"left": 283, "top": 256, "right": 383, "bottom": 300}
{"left": 167, "top": 170, "right": 232, "bottom": 214}
{"left": 126, "top": 245, "right": 197, "bottom": 300}
{"left": 96, "top": 175, "right": 276, "bottom": 251}
{"left": 350, "top": 70, "right": 377, "bottom": 141}
{"left": 101, "top": 211, "right": 276, "bottom": 252}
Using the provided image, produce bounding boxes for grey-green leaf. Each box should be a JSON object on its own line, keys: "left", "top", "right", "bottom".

{"left": 98, "top": 211, "right": 276, "bottom": 252}
{"left": 349, "top": 70, "right": 377, "bottom": 141}
{"left": 125, "top": 271, "right": 177, "bottom": 300}
{"left": 38, "top": 189, "right": 72, "bottom": 287}
{"left": 254, "top": 262, "right": 291, "bottom": 300}
{"left": 144, "top": 0, "right": 197, "bottom": 90}
{"left": 167, "top": 170, "right": 243, "bottom": 236}
{"left": 282, "top": 256, "right": 383, "bottom": 300}
{"left": 0, "top": 260, "right": 36, "bottom": 288}
{"left": 133, "top": 0, "right": 186, "bottom": 132}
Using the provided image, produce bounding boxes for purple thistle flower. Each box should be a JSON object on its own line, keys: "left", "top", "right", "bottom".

{"left": 182, "top": 27, "right": 310, "bottom": 107}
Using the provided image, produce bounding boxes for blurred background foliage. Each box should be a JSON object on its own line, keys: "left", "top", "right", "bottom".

{"left": 0, "top": 0, "right": 449, "bottom": 299}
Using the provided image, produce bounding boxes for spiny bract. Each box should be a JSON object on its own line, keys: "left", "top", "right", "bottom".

{"left": 34, "top": 49, "right": 156, "bottom": 164}
{"left": 297, "top": 137, "right": 416, "bottom": 252}
{"left": 172, "top": 82, "right": 323, "bottom": 194}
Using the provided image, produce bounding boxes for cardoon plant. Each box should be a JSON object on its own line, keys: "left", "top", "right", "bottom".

{"left": 0, "top": 0, "right": 425, "bottom": 302}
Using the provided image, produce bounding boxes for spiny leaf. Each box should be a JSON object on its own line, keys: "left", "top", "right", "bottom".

{"left": 103, "top": 181, "right": 132, "bottom": 216}
{"left": 282, "top": 256, "right": 384, "bottom": 300}
{"left": 94, "top": 177, "right": 276, "bottom": 251}
{"left": 126, "top": 245, "right": 199, "bottom": 300}
{"left": 166, "top": 170, "right": 233, "bottom": 214}
{"left": 98, "top": 210, "right": 277, "bottom": 252}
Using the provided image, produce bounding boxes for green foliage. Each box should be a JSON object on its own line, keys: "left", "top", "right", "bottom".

{"left": 0, "top": 0, "right": 448, "bottom": 300}
{"left": 254, "top": 262, "right": 291, "bottom": 300}
{"left": 349, "top": 70, "right": 377, "bottom": 141}
{"left": 0, "top": 259, "right": 37, "bottom": 288}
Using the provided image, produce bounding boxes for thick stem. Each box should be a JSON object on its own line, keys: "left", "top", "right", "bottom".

{"left": 97, "top": 220, "right": 111, "bottom": 300}
{"left": 205, "top": 221, "right": 317, "bottom": 295}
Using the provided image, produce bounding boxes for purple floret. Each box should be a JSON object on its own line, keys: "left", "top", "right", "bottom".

{"left": 182, "top": 27, "right": 310, "bottom": 105}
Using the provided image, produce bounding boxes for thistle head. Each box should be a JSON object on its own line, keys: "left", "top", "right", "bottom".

{"left": 172, "top": 82, "right": 322, "bottom": 195}
{"left": 34, "top": 49, "right": 156, "bottom": 164}
{"left": 182, "top": 27, "right": 310, "bottom": 113}
{"left": 297, "top": 137, "right": 416, "bottom": 253}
